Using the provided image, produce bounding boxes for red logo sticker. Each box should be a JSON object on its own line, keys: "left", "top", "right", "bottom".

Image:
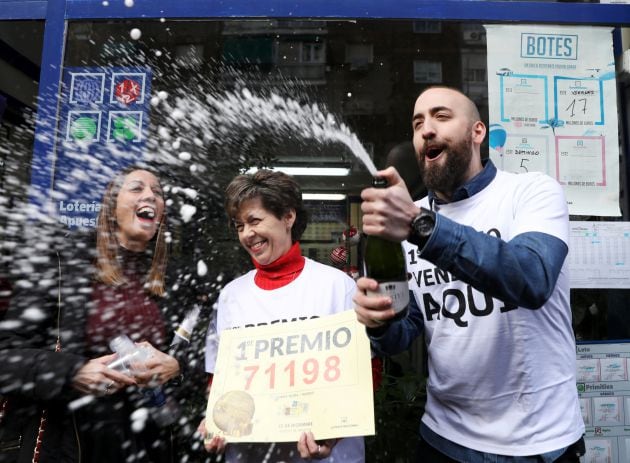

{"left": 114, "top": 78, "right": 141, "bottom": 105}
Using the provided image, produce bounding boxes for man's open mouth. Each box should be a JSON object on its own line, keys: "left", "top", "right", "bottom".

{"left": 425, "top": 145, "right": 445, "bottom": 160}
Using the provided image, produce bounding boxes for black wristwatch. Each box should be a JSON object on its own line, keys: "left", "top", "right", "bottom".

{"left": 408, "top": 207, "right": 436, "bottom": 248}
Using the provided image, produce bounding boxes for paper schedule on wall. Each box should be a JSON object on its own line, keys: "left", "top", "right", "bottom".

{"left": 485, "top": 24, "right": 621, "bottom": 217}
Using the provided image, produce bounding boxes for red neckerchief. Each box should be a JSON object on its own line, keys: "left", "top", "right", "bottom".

{"left": 253, "top": 241, "right": 305, "bottom": 290}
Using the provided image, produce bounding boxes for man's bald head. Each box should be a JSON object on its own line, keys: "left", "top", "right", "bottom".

{"left": 417, "top": 86, "right": 481, "bottom": 126}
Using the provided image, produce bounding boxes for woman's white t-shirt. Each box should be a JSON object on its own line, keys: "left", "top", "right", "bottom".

{"left": 205, "top": 258, "right": 365, "bottom": 463}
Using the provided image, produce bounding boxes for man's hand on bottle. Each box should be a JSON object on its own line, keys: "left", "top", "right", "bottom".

{"left": 361, "top": 167, "right": 420, "bottom": 242}
{"left": 134, "top": 341, "right": 180, "bottom": 387}
{"left": 353, "top": 277, "right": 397, "bottom": 329}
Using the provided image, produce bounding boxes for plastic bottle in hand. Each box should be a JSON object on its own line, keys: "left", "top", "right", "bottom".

{"left": 362, "top": 177, "right": 410, "bottom": 320}
{"left": 151, "top": 304, "right": 201, "bottom": 427}
{"left": 108, "top": 335, "right": 167, "bottom": 408}
{"left": 108, "top": 335, "right": 150, "bottom": 375}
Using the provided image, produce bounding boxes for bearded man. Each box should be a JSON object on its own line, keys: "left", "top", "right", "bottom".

{"left": 354, "top": 86, "right": 585, "bottom": 462}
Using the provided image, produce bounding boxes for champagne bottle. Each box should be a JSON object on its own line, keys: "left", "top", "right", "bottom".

{"left": 168, "top": 303, "right": 201, "bottom": 375}
{"left": 151, "top": 305, "right": 201, "bottom": 428}
{"left": 362, "top": 178, "right": 410, "bottom": 320}
{"left": 170, "top": 304, "right": 201, "bottom": 349}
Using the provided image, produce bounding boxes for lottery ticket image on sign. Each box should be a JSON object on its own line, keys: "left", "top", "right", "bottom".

{"left": 212, "top": 390, "right": 256, "bottom": 437}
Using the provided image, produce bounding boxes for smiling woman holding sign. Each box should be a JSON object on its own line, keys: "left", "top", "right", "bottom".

{"left": 201, "top": 170, "right": 365, "bottom": 462}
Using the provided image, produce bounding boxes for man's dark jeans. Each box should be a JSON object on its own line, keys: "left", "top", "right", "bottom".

{"left": 415, "top": 437, "right": 585, "bottom": 463}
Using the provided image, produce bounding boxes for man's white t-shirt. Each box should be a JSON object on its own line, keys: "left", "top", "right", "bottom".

{"left": 205, "top": 257, "right": 365, "bottom": 463}
{"left": 404, "top": 170, "right": 584, "bottom": 455}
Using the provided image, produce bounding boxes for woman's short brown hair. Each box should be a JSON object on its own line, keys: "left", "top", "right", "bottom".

{"left": 224, "top": 170, "right": 308, "bottom": 242}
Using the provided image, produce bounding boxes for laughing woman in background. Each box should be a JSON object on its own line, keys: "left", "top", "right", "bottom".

{"left": 0, "top": 166, "right": 187, "bottom": 463}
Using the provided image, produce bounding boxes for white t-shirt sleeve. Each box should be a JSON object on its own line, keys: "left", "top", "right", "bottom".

{"left": 511, "top": 173, "right": 569, "bottom": 244}
{"left": 343, "top": 274, "right": 357, "bottom": 312}
{"left": 204, "top": 309, "right": 218, "bottom": 374}
{"left": 205, "top": 288, "right": 230, "bottom": 374}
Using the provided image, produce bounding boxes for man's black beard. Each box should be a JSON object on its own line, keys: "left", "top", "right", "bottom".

{"left": 419, "top": 135, "right": 473, "bottom": 199}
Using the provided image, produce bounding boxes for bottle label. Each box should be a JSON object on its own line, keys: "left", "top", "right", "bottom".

{"left": 174, "top": 326, "right": 192, "bottom": 342}
{"left": 367, "top": 281, "right": 409, "bottom": 313}
{"left": 172, "top": 305, "right": 201, "bottom": 344}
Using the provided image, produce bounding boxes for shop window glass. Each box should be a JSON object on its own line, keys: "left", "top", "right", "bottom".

{"left": 2, "top": 16, "right": 628, "bottom": 461}
{"left": 56, "top": 18, "right": 630, "bottom": 342}
{"left": 0, "top": 20, "right": 44, "bottom": 318}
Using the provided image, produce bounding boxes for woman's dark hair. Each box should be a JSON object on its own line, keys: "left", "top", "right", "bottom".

{"left": 224, "top": 170, "right": 308, "bottom": 242}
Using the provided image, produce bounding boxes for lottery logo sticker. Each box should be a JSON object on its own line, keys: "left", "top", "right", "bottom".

{"left": 107, "top": 111, "right": 143, "bottom": 142}
{"left": 110, "top": 73, "right": 146, "bottom": 105}
{"left": 66, "top": 111, "right": 101, "bottom": 142}
{"left": 69, "top": 73, "right": 105, "bottom": 104}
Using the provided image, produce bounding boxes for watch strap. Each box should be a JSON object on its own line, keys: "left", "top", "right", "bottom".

{"left": 408, "top": 207, "right": 435, "bottom": 248}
